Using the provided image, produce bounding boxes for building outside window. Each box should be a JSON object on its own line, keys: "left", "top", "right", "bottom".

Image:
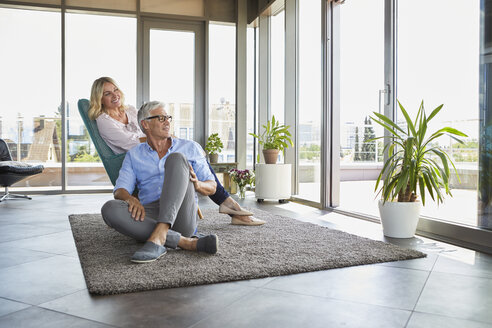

{"left": 397, "top": 0, "right": 480, "bottom": 227}
{"left": 0, "top": 7, "right": 62, "bottom": 191}
{"left": 338, "top": 0, "right": 385, "bottom": 215}
{"left": 297, "top": 0, "right": 322, "bottom": 203}
{"left": 246, "top": 25, "right": 258, "bottom": 169}
{"left": 208, "top": 23, "right": 236, "bottom": 162}
{"left": 66, "top": 12, "right": 136, "bottom": 189}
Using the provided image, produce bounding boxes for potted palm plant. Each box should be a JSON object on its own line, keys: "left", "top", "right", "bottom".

{"left": 205, "top": 133, "right": 223, "bottom": 164}
{"left": 370, "top": 100, "right": 468, "bottom": 238}
{"left": 249, "top": 115, "right": 294, "bottom": 164}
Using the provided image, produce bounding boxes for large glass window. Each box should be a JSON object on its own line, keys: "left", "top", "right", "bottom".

{"left": 397, "top": 0, "right": 480, "bottom": 226}
{"left": 298, "top": 0, "right": 322, "bottom": 203}
{"left": 208, "top": 23, "right": 236, "bottom": 163}
{"left": 338, "top": 0, "right": 385, "bottom": 216}
{"left": 149, "top": 28, "right": 194, "bottom": 141}
{"left": 0, "top": 7, "right": 62, "bottom": 191}
{"left": 66, "top": 12, "right": 136, "bottom": 189}
{"left": 270, "top": 10, "right": 285, "bottom": 123}
{"left": 270, "top": 9, "right": 285, "bottom": 164}
{"left": 246, "top": 25, "right": 258, "bottom": 169}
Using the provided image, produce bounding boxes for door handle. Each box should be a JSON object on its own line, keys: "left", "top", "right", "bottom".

{"left": 378, "top": 84, "right": 390, "bottom": 114}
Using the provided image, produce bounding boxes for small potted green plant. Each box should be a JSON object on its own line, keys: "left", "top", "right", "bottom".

{"left": 369, "top": 100, "right": 467, "bottom": 238}
{"left": 205, "top": 133, "right": 223, "bottom": 163}
{"left": 249, "top": 115, "right": 294, "bottom": 164}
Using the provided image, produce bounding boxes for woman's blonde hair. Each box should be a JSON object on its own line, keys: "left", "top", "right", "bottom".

{"left": 88, "top": 77, "right": 126, "bottom": 120}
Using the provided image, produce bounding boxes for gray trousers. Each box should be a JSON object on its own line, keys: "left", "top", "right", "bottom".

{"left": 101, "top": 152, "right": 198, "bottom": 249}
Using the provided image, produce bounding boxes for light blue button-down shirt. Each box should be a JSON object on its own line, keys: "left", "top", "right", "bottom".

{"left": 114, "top": 138, "right": 215, "bottom": 205}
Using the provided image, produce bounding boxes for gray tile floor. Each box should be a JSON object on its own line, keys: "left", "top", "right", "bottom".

{"left": 1, "top": 192, "right": 492, "bottom": 328}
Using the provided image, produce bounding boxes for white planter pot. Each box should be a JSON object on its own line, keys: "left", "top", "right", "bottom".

{"left": 378, "top": 200, "right": 421, "bottom": 238}
{"left": 255, "top": 164, "right": 292, "bottom": 200}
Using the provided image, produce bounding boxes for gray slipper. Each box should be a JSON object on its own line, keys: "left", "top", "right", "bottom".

{"left": 196, "top": 234, "right": 219, "bottom": 254}
{"left": 131, "top": 241, "right": 167, "bottom": 263}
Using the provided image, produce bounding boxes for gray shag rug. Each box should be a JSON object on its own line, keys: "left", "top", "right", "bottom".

{"left": 69, "top": 209, "right": 426, "bottom": 295}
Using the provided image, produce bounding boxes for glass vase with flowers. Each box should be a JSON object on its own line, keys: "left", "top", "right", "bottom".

{"left": 229, "top": 169, "right": 255, "bottom": 199}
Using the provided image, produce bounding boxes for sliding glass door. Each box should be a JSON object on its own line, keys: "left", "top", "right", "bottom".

{"left": 397, "top": 0, "right": 480, "bottom": 227}
{"left": 330, "top": 0, "right": 491, "bottom": 249}
{"left": 297, "top": 0, "right": 322, "bottom": 203}
{"left": 208, "top": 23, "right": 236, "bottom": 163}
{"left": 142, "top": 19, "right": 205, "bottom": 145}
{"left": 337, "top": 0, "right": 385, "bottom": 216}
{"left": 336, "top": 0, "right": 482, "bottom": 229}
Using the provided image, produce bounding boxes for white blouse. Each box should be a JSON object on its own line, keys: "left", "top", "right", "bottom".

{"left": 96, "top": 105, "right": 145, "bottom": 154}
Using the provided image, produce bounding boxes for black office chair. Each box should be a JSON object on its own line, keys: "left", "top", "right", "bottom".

{"left": 0, "top": 139, "right": 44, "bottom": 202}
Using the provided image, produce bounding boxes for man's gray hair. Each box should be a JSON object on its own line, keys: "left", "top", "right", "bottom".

{"left": 138, "top": 101, "right": 166, "bottom": 131}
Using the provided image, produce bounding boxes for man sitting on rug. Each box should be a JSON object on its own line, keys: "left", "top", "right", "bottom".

{"left": 101, "top": 101, "right": 219, "bottom": 263}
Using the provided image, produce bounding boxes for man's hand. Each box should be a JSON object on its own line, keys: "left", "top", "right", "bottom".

{"left": 114, "top": 188, "right": 145, "bottom": 221}
{"left": 126, "top": 196, "right": 145, "bottom": 221}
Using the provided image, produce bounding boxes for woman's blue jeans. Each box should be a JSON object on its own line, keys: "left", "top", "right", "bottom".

{"left": 207, "top": 161, "right": 230, "bottom": 205}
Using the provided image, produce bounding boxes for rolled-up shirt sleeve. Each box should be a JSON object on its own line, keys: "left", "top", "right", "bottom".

{"left": 114, "top": 153, "right": 137, "bottom": 195}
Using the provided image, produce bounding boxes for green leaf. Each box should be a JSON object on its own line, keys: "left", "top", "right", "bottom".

{"left": 371, "top": 112, "right": 406, "bottom": 135}
{"left": 428, "top": 169, "right": 444, "bottom": 203}
{"left": 422, "top": 171, "right": 435, "bottom": 201}
{"left": 366, "top": 136, "right": 385, "bottom": 143}
{"left": 448, "top": 135, "right": 466, "bottom": 144}
{"left": 419, "top": 177, "right": 426, "bottom": 206}
{"left": 423, "top": 132, "right": 445, "bottom": 148}
{"left": 427, "top": 104, "right": 443, "bottom": 122}
{"left": 398, "top": 100, "right": 417, "bottom": 137}
{"left": 434, "top": 127, "right": 468, "bottom": 137}
{"left": 431, "top": 149, "right": 450, "bottom": 178}
{"left": 418, "top": 111, "right": 427, "bottom": 148}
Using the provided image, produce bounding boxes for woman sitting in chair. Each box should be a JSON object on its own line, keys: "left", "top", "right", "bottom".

{"left": 89, "top": 76, "right": 264, "bottom": 226}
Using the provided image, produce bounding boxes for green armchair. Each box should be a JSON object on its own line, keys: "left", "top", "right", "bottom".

{"left": 77, "top": 99, "right": 126, "bottom": 186}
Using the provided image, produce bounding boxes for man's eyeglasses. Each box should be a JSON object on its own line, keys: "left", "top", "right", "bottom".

{"left": 144, "top": 115, "right": 173, "bottom": 123}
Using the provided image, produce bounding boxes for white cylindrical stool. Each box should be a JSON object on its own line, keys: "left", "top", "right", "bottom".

{"left": 255, "top": 164, "right": 292, "bottom": 203}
